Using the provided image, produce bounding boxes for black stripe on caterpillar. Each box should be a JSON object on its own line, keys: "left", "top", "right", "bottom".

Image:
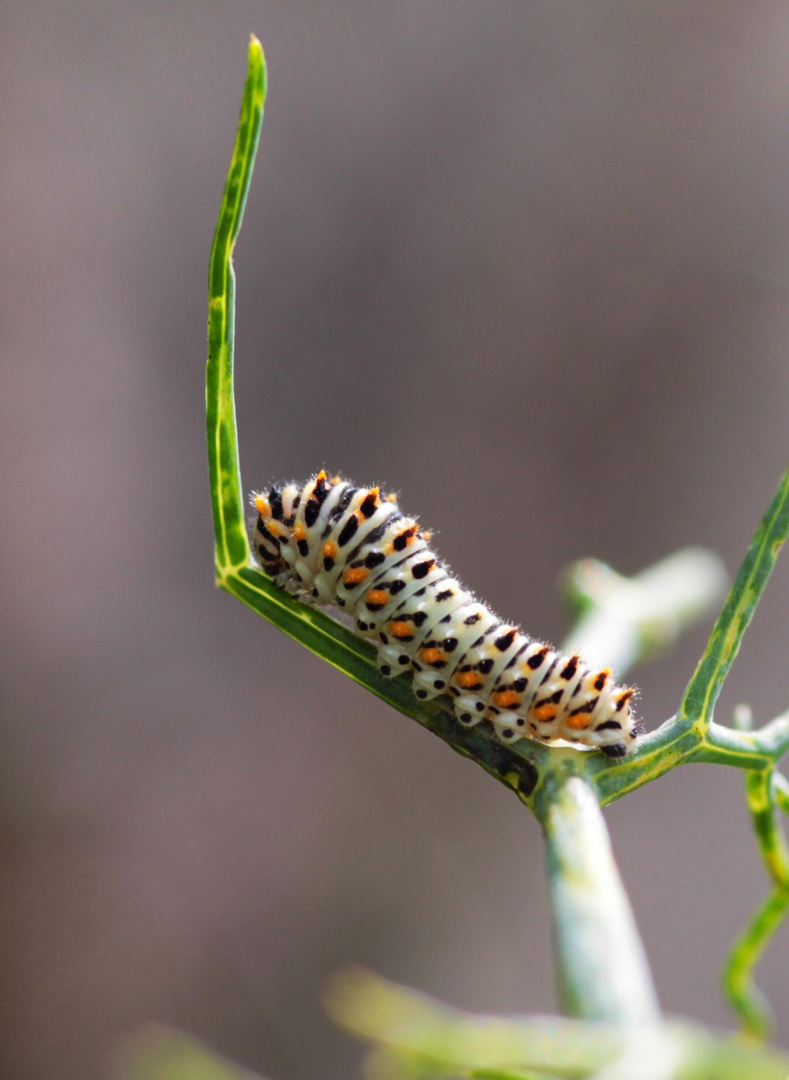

{"left": 250, "top": 472, "right": 638, "bottom": 758}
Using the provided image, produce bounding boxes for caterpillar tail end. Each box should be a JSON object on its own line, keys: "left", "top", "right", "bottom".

{"left": 599, "top": 742, "right": 628, "bottom": 759}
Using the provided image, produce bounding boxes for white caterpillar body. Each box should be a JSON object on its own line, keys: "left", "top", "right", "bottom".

{"left": 251, "top": 472, "right": 638, "bottom": 758}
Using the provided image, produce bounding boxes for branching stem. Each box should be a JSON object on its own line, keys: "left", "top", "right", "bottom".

{"left": 206, "top": 39, "right": 789, "bottom": 1039}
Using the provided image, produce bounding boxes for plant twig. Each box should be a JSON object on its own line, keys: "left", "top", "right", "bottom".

{"left": 562, "top": 548, "right": 727, "bottom": 674}
{"left": 678, "top": 467, "right": 789, "bottom": 734}
{"left": 536, "top": 774, "right": 661, "bottom": 1025}
{"left": 721, "top": 768, "right": 789, "bottom": 1037}
{"left": 207, "top": 35, "right": 267, "bottom": 576}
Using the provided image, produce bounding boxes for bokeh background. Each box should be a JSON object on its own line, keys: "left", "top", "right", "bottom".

{"left": 2, "top": 2, "right": 789, "bottom": 1077}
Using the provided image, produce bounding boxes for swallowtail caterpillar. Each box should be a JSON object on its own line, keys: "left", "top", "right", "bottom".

{"left": 251, "top": 472, "right": 638, "bottom": 758}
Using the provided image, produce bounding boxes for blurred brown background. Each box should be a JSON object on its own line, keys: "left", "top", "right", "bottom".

{"left": 2, "top": 2, "right": 789, "bottom": 1077}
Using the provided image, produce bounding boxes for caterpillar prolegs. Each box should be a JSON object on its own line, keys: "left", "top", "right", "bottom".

{"left": 251, "top": 472, "right": 638, "bottom": 758}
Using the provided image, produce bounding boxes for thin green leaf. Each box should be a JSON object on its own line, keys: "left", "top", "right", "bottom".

{"left": 223, "top": 566, "right": 545, "bottom": 801}
{"left": 224, "top": 565, "right": 433, "bottom": 713}
{"left": 207, "top": 36, "right": 267, "bottom": 573}
{"left": 678, "top": 466, "right": 789, "bottom": 729}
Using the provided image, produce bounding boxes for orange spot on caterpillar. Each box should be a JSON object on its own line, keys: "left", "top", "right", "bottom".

{"left": 421, "top": 531, "right": 432, "bottom": 542}
{"left": 322, "top": 540, "right": 337, "bottom": 558}
{"left": 343, "top": 567, "right": 369, "bottom": 585}
{"left": 533, "top": 704, "right": 558, "bottom": 723}
{"left": 419, "top": 647, "right": 445, "bottom": 665}
{"left": 456, "top": 671, "right": 483, "bottom": 689}
{"left": 254, "top": 495, "right": 270, "bottom": 516}
{"left": 293, "top": 523, "right": 306, "bottom": 541}
{"left": 565, "top": 712, "right": 592, "bottom": 731}
{"left": 492, "top": 690, "right": 521, "bottom": 709}
{"left": 366, "top": 589, "right": 390, "bottom": 606}
{"left": 330, "top": 475, "right": 341, "bottom": 484}
{"left": 389, "top": 621, "right": 414, "bottom": 639}
{"left": 385, "top": 493, "right": 397, "bottom": 503}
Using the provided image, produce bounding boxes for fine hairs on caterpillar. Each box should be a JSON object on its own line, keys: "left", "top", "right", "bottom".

{"left": 250, "top": 472, "right": 639, "bottom": 758}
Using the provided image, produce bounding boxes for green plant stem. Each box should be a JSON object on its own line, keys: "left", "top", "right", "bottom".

{"left": 774, "top": 770, "right": 789, "bottom": 814}
{"left": 535, "top": 773, "right": 661, "bottom": 1025}
{"left": 721, "top": 768, "right": 789, "bottom": 1038}
{"left": 678, "top": 467, "right": 789, "bottom": 733}
{"left": 207, "top": 36, "right": 266, "bottom": 577}
{"left": 562, "top": 548, "right": 727, "bottom": 673}
{"left": 722, "top": 888, "right": 789, "bottom": 1040}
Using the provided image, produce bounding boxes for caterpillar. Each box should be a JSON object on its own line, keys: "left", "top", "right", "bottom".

{"left": 250, "top": 472, "right": 638, "bottom": 758}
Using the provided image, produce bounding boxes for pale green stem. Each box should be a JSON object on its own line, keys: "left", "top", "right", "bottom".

{"left": 536, "top": 567, "right": 699, "bottom": 1028}
{"left": 536, "top": 774, "right": 661, "bottom": 1025}
{"left": 563, "top": 548, "right": 727, "bottom": 674}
